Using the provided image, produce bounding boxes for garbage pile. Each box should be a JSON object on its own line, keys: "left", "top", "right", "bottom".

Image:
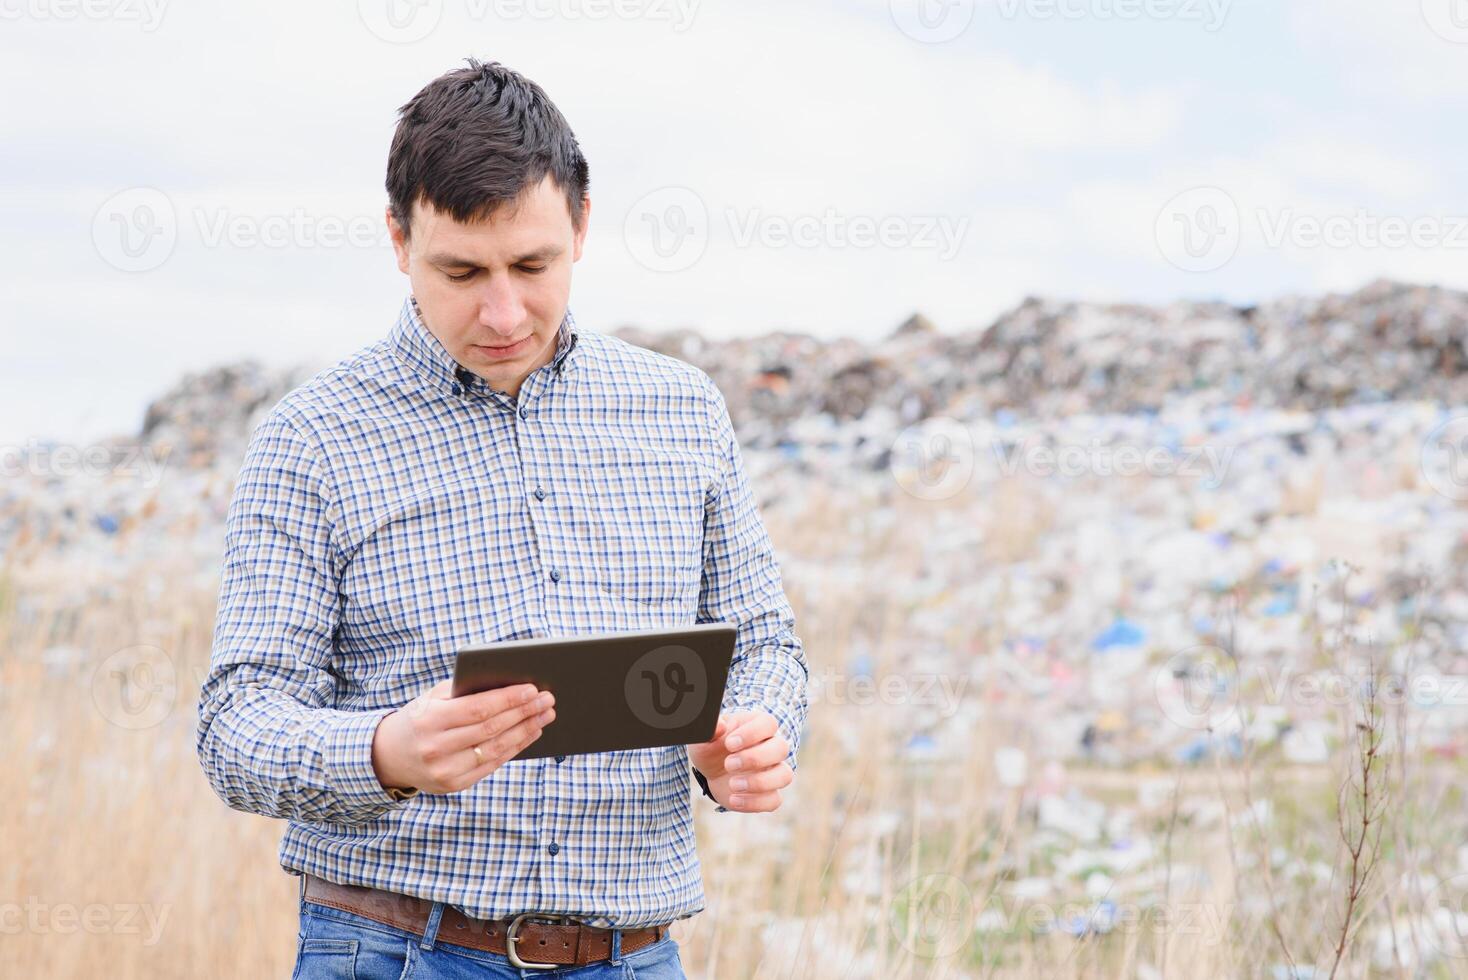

{"left": 138, "top": 361, "right": 311, "bottom": 469}
{"left": 87, "top": 277, "right": 1468, "bottom": 467}
{"left": 815, "top": 397, "right": 1468, "bottom": 766}
{"left": 2, "top": 280, "right": 1465, "bottom": 770}
{"left": 622, "top": 278, "right": 1468, "bottom": 448}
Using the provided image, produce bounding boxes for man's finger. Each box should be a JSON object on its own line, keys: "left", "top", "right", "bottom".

{"left": 439, "top": 684, "right": 543, "bottom": 730}
{"left": 725, "top": 790, "right": 783, "bottom": 813}
{"left": 454, "top": 711, "right": 552, "bottom": 787}
{"left": 443, "top": 693, "right": 555, "bottom": 754}
{"left": 725, "top": 762, "right": 793, "bottom": 794}
{"left": 723, "top": 712, "right": 776, "bottom": 753}
{"left": 691, "top": 712, "right": 739, "bottom": 751}
{"left": 725, "top": 734, "right": 789, "bottom": 773}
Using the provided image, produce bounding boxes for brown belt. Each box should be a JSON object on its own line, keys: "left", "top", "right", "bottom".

{"left": 301, "top": 874, "right": 670, "bottom": 968}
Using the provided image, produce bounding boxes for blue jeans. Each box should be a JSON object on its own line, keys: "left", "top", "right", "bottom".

{"left": 291, "top": 896, "right": 688, "bottom": 979}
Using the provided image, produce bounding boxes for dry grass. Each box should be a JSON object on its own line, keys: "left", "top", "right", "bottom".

{"left": 3, "top": 485, "right": 1465, "bottom": 978}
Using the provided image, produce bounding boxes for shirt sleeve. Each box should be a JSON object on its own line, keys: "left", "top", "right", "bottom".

{"left": 195, "top": 408, "right": 419, "bottom": 826}
{"left": 692, "top": 375, "right": 810, "bottom": 809}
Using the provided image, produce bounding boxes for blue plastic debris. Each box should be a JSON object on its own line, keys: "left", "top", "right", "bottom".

{"left": 1061, "top": 901, "right": 1117, "bottom": 937}
{"left": 1091, "top": 618, "right": 1146, "bottom": 652}
{"left": 1262, "top": 594, "right": 1295, "bottom": 617}
{"left": 1175, "top": 733, "right": 1244, "bottom": 764}
{"left": 905, "top": 733, "right": 937, "bottom": 759}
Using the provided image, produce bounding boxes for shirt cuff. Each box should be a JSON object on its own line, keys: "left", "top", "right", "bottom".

{"left": 324, "top": 707, "right": 421, "bottom": 819}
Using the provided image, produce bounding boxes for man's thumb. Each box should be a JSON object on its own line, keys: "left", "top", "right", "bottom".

{"left": 692, "top": 715, "right": 728, "bottom": 751}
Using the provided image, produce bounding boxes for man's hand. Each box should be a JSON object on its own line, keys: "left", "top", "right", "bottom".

{"left": 687, "top": 710, "right": 794, "bottom": 812}
{"left": 371, "top": 679, "right": 555, "bottom": 795}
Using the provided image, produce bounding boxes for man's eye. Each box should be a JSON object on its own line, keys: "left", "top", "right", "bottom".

{"left": 518, "top": 265, "right": 547, "bottom": 274}
{"left": 446, "top": 270, "right": 477, "bottom": 282}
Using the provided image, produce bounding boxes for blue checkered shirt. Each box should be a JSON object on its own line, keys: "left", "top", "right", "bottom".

{"left": 196, "top": 295, "right": 809, "bottom": 928}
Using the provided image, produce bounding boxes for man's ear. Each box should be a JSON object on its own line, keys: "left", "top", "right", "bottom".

{"left": 572, "top": 195, "right": 591, "bottom": 262}
{"left": 386, "top": 205, "right": 410, "bottom": 275}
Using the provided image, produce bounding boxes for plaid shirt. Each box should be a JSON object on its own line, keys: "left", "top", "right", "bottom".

{"left": 195, "top": 295, "right": 809, "bottom": 928}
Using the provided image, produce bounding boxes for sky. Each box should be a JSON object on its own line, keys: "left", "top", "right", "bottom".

{"left": 3, "top": 0, "right": 1467, "bottom": 445}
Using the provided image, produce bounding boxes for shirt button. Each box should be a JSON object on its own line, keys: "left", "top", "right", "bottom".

{"left": 450, "top": 384, "right": 461, "bottom": 396}
{"left": 555, "top": 755, "right": 566, "bottom": 763}
{"left": 549, "top": 568, "right": 561, "bottom": 583}
{"left": 518, "top": 406, "right": 529, "bottom": 420}
{"left": 547, "top": 842, "right": 560, "bottom": 856}
{"left": 534, "top": 486, "right": 546, "bottom": 501}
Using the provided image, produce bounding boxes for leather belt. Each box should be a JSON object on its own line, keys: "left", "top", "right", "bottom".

{"left": 301, "top": 874, "right": 670, "bottom": 968}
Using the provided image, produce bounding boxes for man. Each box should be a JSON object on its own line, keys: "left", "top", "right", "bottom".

{"left": 195, "top": 58, "right": 809, "bottom": 979}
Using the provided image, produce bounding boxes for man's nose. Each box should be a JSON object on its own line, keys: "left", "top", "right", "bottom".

{"left": 477, "top": 276, "right": 527, "bottom": 337}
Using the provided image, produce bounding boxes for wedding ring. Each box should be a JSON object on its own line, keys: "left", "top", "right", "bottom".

{"left": 473, "top": 744, "right": 485, "bottom": 765}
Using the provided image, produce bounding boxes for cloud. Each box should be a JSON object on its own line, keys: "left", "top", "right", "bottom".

{"left": 1285, "top": 0, "right": 1468, "bottom": 100}
{"left": 0, "top": 0, "right": 1462, "bottom": 442}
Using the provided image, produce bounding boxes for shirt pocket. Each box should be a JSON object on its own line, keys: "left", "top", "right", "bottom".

{"left": 579, "top": 449, "right": 708, "bottom": 606}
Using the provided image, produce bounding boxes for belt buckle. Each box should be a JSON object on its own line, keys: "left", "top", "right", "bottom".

{"left": 506, "top": 911, "right": 577, "bottom": 970}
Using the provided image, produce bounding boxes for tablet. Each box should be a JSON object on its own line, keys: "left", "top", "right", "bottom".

{"left": 451, "top": 623, "right": 738, "bottom": 761}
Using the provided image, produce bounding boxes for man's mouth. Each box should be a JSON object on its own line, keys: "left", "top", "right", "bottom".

{"left": 474, "top": 336, "right": 532, "bottom": 357}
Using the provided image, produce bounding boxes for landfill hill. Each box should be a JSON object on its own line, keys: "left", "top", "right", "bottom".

{"left": 137, "top": 278, "right": 1467, "bottom": 467}
{"left": 10, "top": 279, "right": 1466, "bottom": 776}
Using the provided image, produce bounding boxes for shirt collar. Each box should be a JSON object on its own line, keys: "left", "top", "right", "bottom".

{"left": 389, "top": 294, "right": 579, "bottom": 400}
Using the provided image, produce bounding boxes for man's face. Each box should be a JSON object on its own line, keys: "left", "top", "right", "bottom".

{"left": 387, "top": 175, "right": 589, "bottom": 398}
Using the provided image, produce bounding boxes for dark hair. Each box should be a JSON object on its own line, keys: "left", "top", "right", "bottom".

{"left": 386, "top": 58, "right": 590, "bottom": 242}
